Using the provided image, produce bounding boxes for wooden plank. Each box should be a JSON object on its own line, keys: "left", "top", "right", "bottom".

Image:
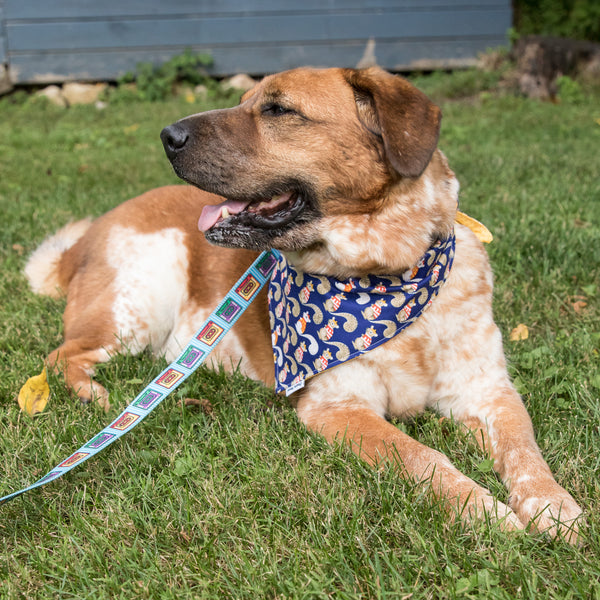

{"left": 7, "top": 10, "right": 510, "bottom": 52}
{"left": 9, "top": 37, "right": 508, "bottom": 83}
{"left": 5, "top": 0, "right": 510, "bottom": 20}
{"left": 0, "top": 0, "right": 12, "bottom": 94}
{"left": 0, "top": 0, "right": 6, "bottom": 63}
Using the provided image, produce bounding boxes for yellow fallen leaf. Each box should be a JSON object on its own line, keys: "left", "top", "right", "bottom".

{"left": 184, "top": 90, "right": 195, "bottom": 104}
{"left": 18, "top": 367, "right": 50, "bottom": 416}
{"left": 596, "top": 118, "right": 600, "bottom": 126}
{"left": 455, "top": 211, "right": 493, "bottom": 243}
{"left": 510, "top": 323, "right": 529, "bottom": 342}
{"left": 124, "top": 123, "right": 140, "bottom": 134}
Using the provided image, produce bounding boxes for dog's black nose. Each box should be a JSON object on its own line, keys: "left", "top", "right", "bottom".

{"left": 160, "top": 123, "right": 189, "bottom": 160}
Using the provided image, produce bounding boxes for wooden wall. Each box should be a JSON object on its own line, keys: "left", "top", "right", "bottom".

{"left": 0, "top": 1, "right": 10, "bottom": 92}
{"left": 1, "top": 0, "right": 511, "bottom": 85}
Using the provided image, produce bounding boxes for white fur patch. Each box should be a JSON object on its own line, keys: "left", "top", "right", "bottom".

{"left": 164, "top": 306, "right": 210, "bottom": 361}
{"left": 25, "top": 218, "right": 93, "bottom": 298}
{"left": 521, "top": 496, "right": 544, "bottom": 516}
{"left": 106, "top": 226, "right": 189, "bottom": 355}
{"left": 163, "top": 303, "right": 257, "bottom": 379}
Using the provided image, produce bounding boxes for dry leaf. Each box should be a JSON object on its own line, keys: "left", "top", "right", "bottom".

{"left": 455, "top": 211, "right": 493, "bottom": 243}
{"left": 181, "top": 397, "right": 214, "bottom": 414}
{"left": 179, "top": 527, "right": 192, "bottom": 543}
{"left": 573, "top": 218, "right": 591, "bottom": 229}
{"left": 510, "top": 323, "right": 529, "bottom": 341}
{"left": 571, "top": 300, "right": 587, "bottom": 314}
{"left": 124, "top": 124, "right": 140, "bottom": 134}
{"left": 184, "top": 90, "right": 195, "bottom": 104}
{"left": 18, "top": 367, "right": 50, "bottom": 416}
{"left": 567, "top": 295, "right": 588, "bottom": 314}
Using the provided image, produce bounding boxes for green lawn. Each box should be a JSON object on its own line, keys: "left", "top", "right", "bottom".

{"left": 0, "top": 74, "right": 599, "bottom": 599}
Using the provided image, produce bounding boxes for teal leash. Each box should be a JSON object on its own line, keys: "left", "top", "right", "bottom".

{"left": 0, "top": 250, "right": 279, "bottom": 506}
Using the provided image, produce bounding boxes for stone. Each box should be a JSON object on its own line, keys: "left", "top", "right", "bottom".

{"left": 193, "top": 84, "right": 209, "bottom": 99}
{"left": 36, "top": 85, "right": 68, "bottom": 108}
{"left": 356, "top": 38, "right": 378, "bottom": 69}
{"left": 221, "top": 73, "right": 257, "bottom": 92}
{"left": 0, "top": 65, "right": 13, "bottom": 96}
{"left": 511, "top": 36, "right": 600, "bottom": 99}
{"left": 62, "top": 82, "right": 108, "bottom": 105}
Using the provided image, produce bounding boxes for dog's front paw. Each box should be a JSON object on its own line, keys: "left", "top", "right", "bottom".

{"left": 510, "top": 480, "right": 583, "bottom": 544}
{"left": 461, "top": 493, "right": 524, "bottom": 533}
{"left": 78, "top": 380, "right": 111, "bottom": 412}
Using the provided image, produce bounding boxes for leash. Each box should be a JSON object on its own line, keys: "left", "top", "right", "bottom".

{"left": 0, "top": 250, "right": 279, "bottom": 506}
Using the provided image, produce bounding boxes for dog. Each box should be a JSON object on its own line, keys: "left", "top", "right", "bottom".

{"left": 25, "top": 66, "right": 582, "bottom": 541}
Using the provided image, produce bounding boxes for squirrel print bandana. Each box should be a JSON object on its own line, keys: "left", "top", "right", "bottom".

{"left": 268, "top": 233, "right": 455, "bottom": 395}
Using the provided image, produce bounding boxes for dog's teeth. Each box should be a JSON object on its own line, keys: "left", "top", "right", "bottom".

{"left": 221, "top": 206, "right": 230, "bottom": 219}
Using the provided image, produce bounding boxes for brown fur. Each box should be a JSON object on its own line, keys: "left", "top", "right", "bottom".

{"left": 28, "top": 67, "right": 582, "bottom": 541}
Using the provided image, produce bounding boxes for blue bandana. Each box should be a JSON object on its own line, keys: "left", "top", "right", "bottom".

{"left": 268, "top": 233, "right": 455, "bottom": 395}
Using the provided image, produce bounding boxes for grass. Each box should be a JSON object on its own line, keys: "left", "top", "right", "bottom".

{"left": 0, "top": 72, "right": 599, "bottom": 598}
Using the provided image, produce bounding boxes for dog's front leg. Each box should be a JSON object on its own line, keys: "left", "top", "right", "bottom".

{"left": 296, "top": 394, "right": 523, "bottom": 532}
{"left": 443, "top": 386, "right": 583, "bottom": 543}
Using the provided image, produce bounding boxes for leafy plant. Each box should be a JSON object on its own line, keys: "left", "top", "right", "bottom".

{"left": 409, "top": 67, "right": 507, "bottom": 102}
{"left": 514, "top": 0, "right": 600, "bottom": 42}
{"left": 556, "top": 74, "right": 586, "bottom": 103}
{"left": 113, "top": 50, "right": 214, "bottom": 102}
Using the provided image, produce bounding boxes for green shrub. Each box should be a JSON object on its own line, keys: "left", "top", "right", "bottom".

{"left": 556, "top": 74, "right": 586, "bottom": 103}
{"left": 112, "top": 50, "right": 214, "bottom": 102}
{"left": 514, "top": 0, "right": 600, "bottom": 42}
{"left": 410, "top": 67, "right": 506, "bottom": 102}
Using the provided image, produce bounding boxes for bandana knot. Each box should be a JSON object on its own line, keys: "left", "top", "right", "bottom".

{"left": 268, "top": 233, "right": 455, "bottom": 395}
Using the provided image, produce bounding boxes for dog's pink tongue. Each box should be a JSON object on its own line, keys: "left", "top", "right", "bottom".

{"left": 198, "top": 199, "right": 251, "bottom": 232}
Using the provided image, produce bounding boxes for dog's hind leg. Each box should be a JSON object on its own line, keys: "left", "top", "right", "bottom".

{"left": 46, "top": 340, "right": 114, "bottom": 410}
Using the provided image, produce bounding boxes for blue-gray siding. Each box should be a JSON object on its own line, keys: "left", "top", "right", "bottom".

{"left": 0, "top": 0, "right": 7, "bottom": 64}
{"left": 2, "top": 1, "right": 511, "bottom": 84}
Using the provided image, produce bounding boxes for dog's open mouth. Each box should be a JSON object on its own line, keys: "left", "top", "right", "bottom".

{"left": 198, "top": 191, "right": 304, "bottom": 232}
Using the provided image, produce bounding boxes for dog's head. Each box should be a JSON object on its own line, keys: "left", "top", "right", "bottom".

{"left": 161, "top": 67, "right": 445, "bottom": 259}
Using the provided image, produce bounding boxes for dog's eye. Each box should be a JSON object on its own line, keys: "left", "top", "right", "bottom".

{"left": 261, "top": 103, "right": 296, "bottom": 117}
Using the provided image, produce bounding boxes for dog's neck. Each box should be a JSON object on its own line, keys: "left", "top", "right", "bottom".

{"left": 286, "top": 151, "right": 458, "bottom": 279}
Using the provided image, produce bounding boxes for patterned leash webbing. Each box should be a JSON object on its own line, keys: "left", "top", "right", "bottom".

{"left": 0, "top": 250, "right": 279, "bottom": 506}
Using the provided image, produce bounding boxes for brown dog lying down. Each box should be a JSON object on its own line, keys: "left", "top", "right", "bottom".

{"left": 25, "top": 67, "right": 582, "bottom": 541}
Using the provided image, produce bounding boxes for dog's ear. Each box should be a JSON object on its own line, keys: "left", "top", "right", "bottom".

{"left": 343, "top": 67, "right": 441, "bottom": 178}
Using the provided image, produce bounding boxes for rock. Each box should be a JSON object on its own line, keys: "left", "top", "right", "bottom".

{"left": 193, "top": 84, "right": 209, "bottom": 99}
{"left": 356, "top": 38, "right": 378, "bottom": 69}
{"left": 477, "top": 49, "right": 508, "bottom": 72}
{"left": 36, "top": 85, "right": 68, "bottom": 108}
{"left": 62, "top": 82, "right": 108, "bottom": 105}
{"left": 221, "top": 74, "right": 257, "bottom": 92}
{"left": 511, "top": 36, "right": 600, "bottom": 99}
{"left": 581, "top": 53, "right": 600, "bottom": 80}
{"left": 0, "top": 65, "right": 13, "bottom": 96}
